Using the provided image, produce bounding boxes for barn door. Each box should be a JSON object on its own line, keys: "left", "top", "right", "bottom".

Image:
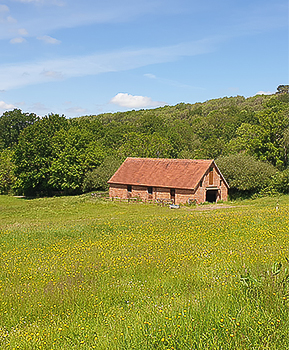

{"left": 148, "top": 187, "right": 153, "bottom": 200}
{"left": 209, "top": 167, "right": 213, "bottom": 185}
{"left": 206, "top": 189, "right": 217, "bottom": 203}
{"left": 170, "top": 189, "right": 175, "bottom": 203}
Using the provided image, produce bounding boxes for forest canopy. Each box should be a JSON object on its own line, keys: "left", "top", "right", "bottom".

{"left": 0, "top": 86, "right": 288, "bottom": 198}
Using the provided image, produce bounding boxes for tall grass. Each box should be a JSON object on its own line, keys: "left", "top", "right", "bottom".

{"left": 0, "top": 195, "right": 288, "bottom": 349}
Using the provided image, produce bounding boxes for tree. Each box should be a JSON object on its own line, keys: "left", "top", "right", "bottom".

{"left": 255, "top": 99, "right": 289, "bottom": 168}
{"left": 270, "top": 169, "right": 289, "bottom": 194}
{"left": 82, "top": 155, "right": 122, "bottom": 192}
{"left": 225, "top": 123, "right": 263, "bottom": 155}
{"left": 118, "top": 132, "right": 173, "bottom": 159}
{"left": 48, "top": 127, "right": 106, "bottom": 193}
{"left": 226, "top": 98, "right": 289, "bottom": 168}
{"left": 0, "top": 109, "right": 38, "bottom": 149}
{"left": 137, "top": 114, "right": 166, "bottom": 135}
{"left": 276, "top": 85, "right": 289, "bottom": 94}
{"left": 216, "top": 154, "right": 277, "bottom": 196}
{"left": 0, "top": 148, "right": 15, "bottom": 194}
{"left": 13, "top": 114, "right": 68, "bottom": 196}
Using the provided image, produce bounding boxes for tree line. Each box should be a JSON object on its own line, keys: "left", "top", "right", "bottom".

{"left": 0, "top": 86, "right": 288, "bottom": 198}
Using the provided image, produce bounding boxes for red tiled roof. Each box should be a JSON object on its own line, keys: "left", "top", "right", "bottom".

{"left": 108, "top": 157, "right": 216, "bottom": 190}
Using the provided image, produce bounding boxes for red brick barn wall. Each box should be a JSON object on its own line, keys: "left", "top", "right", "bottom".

{"left": 131, "top": 185, "right": 150, "bottom": 201}
{"left": 109, "top": 184, "right": 155, "bottom": 201}
{"left": 175, "top": 189, "right": 195, "bottom": 204}
{"left": 109, "top": 184, "right": 127, "bottom": 199}
{"left": 154, "top": 187, "right": 171, "bottom": 200}
{"left": 192, "top": 184, "right": 205, "bottom": 204}
{"left": 219, "top": 181, "right": 228, "bottom": 201}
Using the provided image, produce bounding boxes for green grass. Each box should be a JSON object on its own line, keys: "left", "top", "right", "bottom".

{"left": 0, "top": 194, "right": 288, "bottom": 349}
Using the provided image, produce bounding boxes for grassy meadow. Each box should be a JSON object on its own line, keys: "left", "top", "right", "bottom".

{"left": 0, "top": 194, "right": 289, "bottom": 349}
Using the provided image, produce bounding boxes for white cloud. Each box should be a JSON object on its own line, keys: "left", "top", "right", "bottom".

{"left": 30, "top": 102, "right": 49, "bottom": 111}
{"left": 18, "top": 28, "right": 28, "bottom": 36}
{"left": 15, "top": 101, "right": 26, "bottom": 106}
{"left": 255, "top": 91, "right": 274, "bottom": 95}
{"left": 144, "top": 73, "right": 156, "bottom": 79}
{"left": 14, "top": 0, "right": 65, "bottom": 5}
{"left": 65, "top": 106, "right": 88, "bottom": 115}
{"left": 0, "top": 5, "right": 9, "bottom": 13}
{"left": 37, "top": 35, "right": 61, "bottom": 44}
{"left": 110, "top": 93, "right": 165, "bottom": 108}
{"left": 0, "top": 39, "right": 217, "bottom": 90}
{"left": 7, "top": 16, "right": 17, "bottom": 24}
{"left": 0, "top": 4, "right": 17, "bottom": 25}
{"left": 10, "top": 37, "right": 26, "bottom": 44}
{"left": 41, "top": 70, "right": 64, "bottom": 79}
{"left": 0, "top": 101, "right": 16, "bottom": 112}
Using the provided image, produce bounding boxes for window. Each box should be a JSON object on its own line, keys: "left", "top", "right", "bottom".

{"left": 200, "top": 180, "right": 203, "bottom": 187}
{"left": 148, "top": 187, "right": 153, "bottom": 194}
{"left": 220, "top": 179, "right": 222, "bottom": 186}
{"left": 127, "top": 185, "right": 132, "bottom": 192}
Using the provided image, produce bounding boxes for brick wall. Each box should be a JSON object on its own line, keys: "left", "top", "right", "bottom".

{"left": 175, "top": 188, "right": 195, "bottom": 204}
{"left": 109, "top": 184, "right": 128, "bottom": 198}
{"left": 154, "top": 187, "right": 170, "bottom": 200}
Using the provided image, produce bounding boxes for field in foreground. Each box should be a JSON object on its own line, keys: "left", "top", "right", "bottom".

{"left": 0, "top": 195, "right": 288, "bottom": 349}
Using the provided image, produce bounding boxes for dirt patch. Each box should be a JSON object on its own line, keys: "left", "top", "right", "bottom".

{"left": 185, "top": 204, "right": 237, "bottom": 211}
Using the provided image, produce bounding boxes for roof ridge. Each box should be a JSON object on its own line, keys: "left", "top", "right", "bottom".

{"left": 126, "top": 157, "right": 213, "bottom": 162}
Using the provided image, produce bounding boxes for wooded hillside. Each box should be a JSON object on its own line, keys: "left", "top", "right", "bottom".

{"left": 1, "top": 87, "right": 289, "bottom": 198}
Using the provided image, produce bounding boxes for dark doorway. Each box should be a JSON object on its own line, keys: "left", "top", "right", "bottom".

{"left": 170, "top": 189, "right": 175, "bottom": 203}
{"left": 127, "top": 185, "right": 132, "bottom": 199}
{"left": 206, "top": 190, "right": 218, "bottom": 203}
{"left": 148, "top": 187, "right": 153, "bottom": 200}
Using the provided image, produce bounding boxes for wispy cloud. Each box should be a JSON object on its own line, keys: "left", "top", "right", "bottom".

{"left": 40, "top": 70, "right": 64, "bottom": 79}
{"left": 18, "top": 28, "right": 28, "bottom": 35}
{"left": 110, "top": 93, "right": 166, "bottom": 108}
{"left": 13, "top": 0, "right": 65, "bottom": 5}
{"left": 0, "top": 4, "right": 17, "bottom": 25}
{"left": 0, "top": 4, "right": 9, "bottom": 14}
{"left": 0, "top": 0, "right": 169, "bottom": 41}
{"left": 0, "top": 1, "right": 286, "bottom": 46}
{"left": 29, "top": 102, "right": 49, "bottom": 112}
{"left": 10, "top": 37, "right": 26, "bottom": 44}
{"left": 37, "top": 35, "right": 61, "bottom": 44}
{"left": 65, "top": 106, "right": 88, "bottom": 115}
{"left": 144, "top": 72, "right": 204, "bottom": 90}
{"left": 144, "top": 73, "right": 156, "bottom": 79}
{"left": 0, "top": 38, "right": 218, "bottom": 90}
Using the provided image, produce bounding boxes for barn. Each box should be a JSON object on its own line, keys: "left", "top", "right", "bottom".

{"left": 108, "top": 157, "right": 229, "bottom": 204}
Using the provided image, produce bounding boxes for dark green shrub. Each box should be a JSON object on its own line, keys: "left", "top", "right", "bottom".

{"left": 82, "top": 156, "right": 122, "bottom": 192}
{"left": 216, "top": 154, "right": 277, "bottom": 197}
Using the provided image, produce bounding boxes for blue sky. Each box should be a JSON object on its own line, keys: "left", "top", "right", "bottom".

{"left": 0, "top": 0, "right": 288, "bottom": 117}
